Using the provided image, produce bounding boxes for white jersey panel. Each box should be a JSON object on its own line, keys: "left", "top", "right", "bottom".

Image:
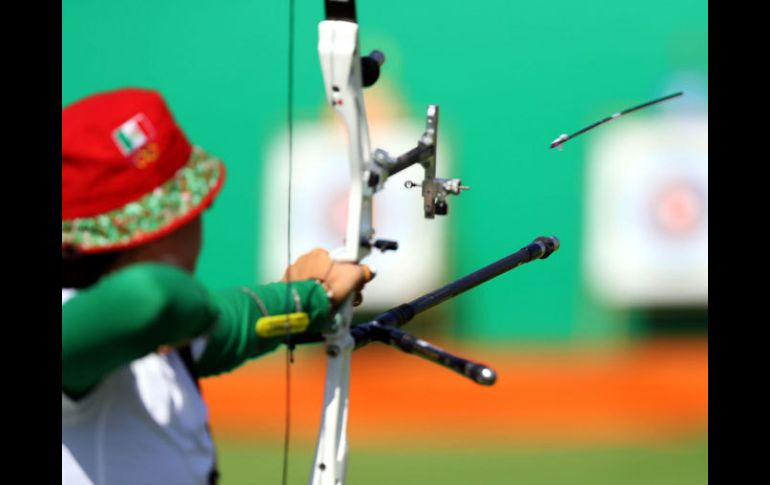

{"left": 62, "top": 289, "right": 215, "bottom": 485}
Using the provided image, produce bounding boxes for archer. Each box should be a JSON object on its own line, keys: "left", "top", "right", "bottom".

{"left": 61, "top": 88, "right": 373, "bottom": 485}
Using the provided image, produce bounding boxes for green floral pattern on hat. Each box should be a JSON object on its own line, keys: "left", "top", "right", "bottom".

{"left": 62, "top": 146, "right": 224, "bottom": 252}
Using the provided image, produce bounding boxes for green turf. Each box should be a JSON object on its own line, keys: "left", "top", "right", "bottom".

{"left": 215, "top": 438, "right": 707, "bottom": 485}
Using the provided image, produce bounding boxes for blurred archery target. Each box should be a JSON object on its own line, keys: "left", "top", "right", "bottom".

{"left": 584, "top": 115, "right": 708, "bottom": 307}
{"left": 651, "top": 180, "right": 705, "bottom": 237}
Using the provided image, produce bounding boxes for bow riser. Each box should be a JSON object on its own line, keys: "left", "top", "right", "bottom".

{"left": 319, "top": 20, "right": 374, "bottom": 263}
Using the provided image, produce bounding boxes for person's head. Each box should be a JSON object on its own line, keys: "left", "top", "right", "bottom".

{"left": 62, "top": 88, "right": 226, "bottom": 288}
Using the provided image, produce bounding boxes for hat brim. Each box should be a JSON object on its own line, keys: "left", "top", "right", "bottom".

{"left": 62, "top": 146, "right": 226, "bottom": 254}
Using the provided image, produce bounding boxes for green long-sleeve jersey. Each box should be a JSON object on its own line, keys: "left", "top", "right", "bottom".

{"left": 62, "top": 262, "right": 330, "bottom": 397}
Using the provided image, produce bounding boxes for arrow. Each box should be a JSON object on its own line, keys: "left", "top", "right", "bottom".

{"left": 550, "top": 91, "right": 684, "bottom": 150}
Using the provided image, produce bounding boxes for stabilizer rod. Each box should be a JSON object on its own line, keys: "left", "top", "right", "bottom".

{"left": 362, "top": 236, "right": 560, "bottom": 330}
{"left": 353, "top": 323, "right": 497, "bottom": 385}
{"left": 291, "top": 236, "right": 561, "bottom": 384}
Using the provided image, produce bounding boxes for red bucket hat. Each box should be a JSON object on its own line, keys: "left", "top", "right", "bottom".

{"left": 62, "top": 88, "right": 225, "bottom": 253}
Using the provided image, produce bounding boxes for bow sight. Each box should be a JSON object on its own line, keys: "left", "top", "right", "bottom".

{"left": 362, "top": 102, "right": 470, "bottom": 253}
{"left": 358, "top": 53, "right": 468, "bottom": 228}
{"left": 369, "top": 104, "right": 470, "bottom": 218}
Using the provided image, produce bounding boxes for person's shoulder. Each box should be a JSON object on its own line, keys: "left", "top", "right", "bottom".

{"left": 67, "top": 263, "right": 196, "bottom": 307}
{"left": 97, "top": 262, "right": 193, "bottom": 287}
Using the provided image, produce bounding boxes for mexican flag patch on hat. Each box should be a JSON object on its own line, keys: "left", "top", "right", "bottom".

{"left": 112, "top": 113, "right": 155, "bottom": 156}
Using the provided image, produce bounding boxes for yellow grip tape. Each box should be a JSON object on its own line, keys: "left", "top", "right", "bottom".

{"left": 256, "top": 312, "right": 310, "bottom": 337}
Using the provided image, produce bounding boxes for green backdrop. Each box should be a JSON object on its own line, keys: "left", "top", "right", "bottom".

{"left": 62, "top": 0, "right": 707, "bottom": 342}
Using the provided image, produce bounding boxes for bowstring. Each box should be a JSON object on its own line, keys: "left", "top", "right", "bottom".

{"left": 281, "top": 0, "right": 296, "bottom": 483}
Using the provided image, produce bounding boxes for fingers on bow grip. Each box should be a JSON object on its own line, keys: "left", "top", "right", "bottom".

{"left": 360, "top": 264, "right": 375, "bottom": 284}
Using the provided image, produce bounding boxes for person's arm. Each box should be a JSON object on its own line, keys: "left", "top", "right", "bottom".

{"left": 195, "top": 247, "right": 372, "bottom": 377}
{"left": 62, "top": 263, "right": 333, "bottom": 395}
{"left": 194, "top": 280, "right": 330, "bottom": 377}
{"left": 62, "top": 263, "right": 219, "bottom": 397}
